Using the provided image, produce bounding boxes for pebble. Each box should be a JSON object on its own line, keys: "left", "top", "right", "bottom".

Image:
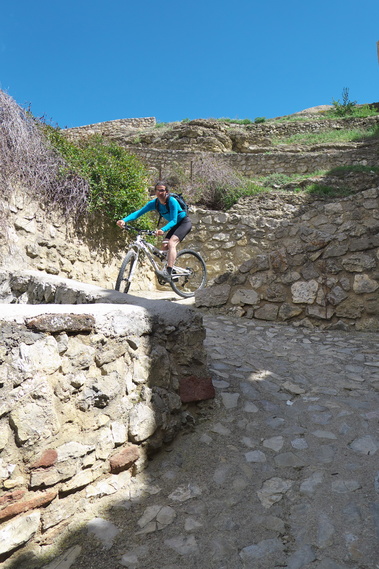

{"left": 42, "top": 314, "right": 379, "bottom": 569}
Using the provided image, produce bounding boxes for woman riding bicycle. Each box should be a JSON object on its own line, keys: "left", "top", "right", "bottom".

{"left": 116, "top": 181, "right": 192, "bottom": 282}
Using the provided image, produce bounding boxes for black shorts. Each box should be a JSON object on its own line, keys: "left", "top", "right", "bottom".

{"left": 165, "top": 216, "right": 192, "bottom": 242}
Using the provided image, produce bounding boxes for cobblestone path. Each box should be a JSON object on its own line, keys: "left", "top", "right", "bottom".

{"left": 46, "top": 314, "right": 379, "bottom": 569}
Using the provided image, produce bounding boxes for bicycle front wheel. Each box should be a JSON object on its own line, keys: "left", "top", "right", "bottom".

{"left": 170, "top": 250, "right": 207, "bottom": 298}
{"left": 115, "top": 251, "right": 137, "bottom": 293}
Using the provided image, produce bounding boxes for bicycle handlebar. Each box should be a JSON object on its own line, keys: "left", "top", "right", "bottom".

{"left": 123, "top": 224, "right": 156, "bottom": 236}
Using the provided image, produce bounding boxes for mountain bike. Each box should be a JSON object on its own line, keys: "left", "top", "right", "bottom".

{"left": 115, "top": 225, "right": 207, "bottom": 298}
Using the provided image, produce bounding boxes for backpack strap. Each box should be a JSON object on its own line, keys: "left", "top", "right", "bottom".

{"left": 155, "top": 196, "right": 170, "bottom": 227}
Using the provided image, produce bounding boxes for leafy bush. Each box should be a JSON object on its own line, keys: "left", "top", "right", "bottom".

{"left": 254, "top": 117, "right": 266, "bottom": 124}
{"left": 45, "top": 129, "right": 150, "bottom": 223}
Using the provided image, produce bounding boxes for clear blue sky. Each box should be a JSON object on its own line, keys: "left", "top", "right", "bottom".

{"left": 1, "top": 0, "right": 378, "bottom": 128}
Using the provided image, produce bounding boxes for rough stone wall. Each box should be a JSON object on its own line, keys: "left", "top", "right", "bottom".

{"left": 64, "top": 117, "right": 156, "bottom": 142}
{"left": 125, "top": 143, "right": 379, "bottom": 178}
{"left": 236, "top": 114, "right": 379, "bottom": 138}
{"left": 191, "top": 188, "right": 379, "bottom": 331}
{"left": 0, "top": 271, "right": 212, "bottom": 562}
{"left": 0, "top": 188, "right": 156, "bottom": 293}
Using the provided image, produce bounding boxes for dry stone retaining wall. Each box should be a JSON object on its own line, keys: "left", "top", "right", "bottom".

{"left": 0, "top": 271, "right": 212, "bottom": 563}
{"left": 191, "top": 188, "right": 379, "bottom": 331}
{"left": 64, "top": 117, "right": 156, "bottom": 142}
{"left": 126, "top": 143, "right": 379, "bottom": 178}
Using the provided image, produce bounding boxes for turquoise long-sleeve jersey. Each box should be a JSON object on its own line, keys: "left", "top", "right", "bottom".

{"left": 122, "top": 196, "right": 186, "bottom": 232}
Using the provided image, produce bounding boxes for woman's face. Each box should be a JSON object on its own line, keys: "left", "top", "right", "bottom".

{"left": 155, "top": 185, "right": 168, "bottom": 202}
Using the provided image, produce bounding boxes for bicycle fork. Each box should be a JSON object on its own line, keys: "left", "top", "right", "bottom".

{"left": 127, "top": 249, "right": 140, "bottom": 286}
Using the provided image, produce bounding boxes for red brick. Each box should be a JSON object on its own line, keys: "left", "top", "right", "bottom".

{"left": 30, "top": 449, "right": 58, "bottom": 469}
{"left": 0, "top": 489, "right": 26, "bottom": 507}
{"left": 0, "top": 490, "right": 57, "bottom": 522}
{"left": 109, "top": 445, "right": 140, "bottom": 474}
{"left": 179, "top": 375, "right": 215, "bottom": 403}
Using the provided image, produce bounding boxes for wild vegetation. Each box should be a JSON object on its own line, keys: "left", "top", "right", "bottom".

{"left": 271, "top": 125, "right": 379, "bottom": 146}
{"left": 0, "top": 90, "right": 151, "bottom": 225}
{"left": 163, "top": 157, "right": 264, "bottom": 211}
{"left": 0, "top": 90, "right": 89, "bottom": 219}
{"left": 1, "top": 87, "right": 378, "bottom": 218}
{"left": 44, "top": 128, "right": 150, "bottom": 223}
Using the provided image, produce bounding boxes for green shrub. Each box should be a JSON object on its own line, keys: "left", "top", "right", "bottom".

{"left": 254, "top": 117, "right": 266, "bottom": 124}
{"left": 45, "top": 128, "right": 150, "bottom": 223}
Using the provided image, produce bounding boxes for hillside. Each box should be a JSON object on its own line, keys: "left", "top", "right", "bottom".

{"left": 64, "top": 105, "right": 379, "bottom": 200}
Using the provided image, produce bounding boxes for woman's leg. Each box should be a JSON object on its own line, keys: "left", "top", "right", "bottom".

{"left": 166, "top": 235, "right": 180, "bottom": 268}
{"left": 158, "top": 218, "right": 192, "bottom": 280}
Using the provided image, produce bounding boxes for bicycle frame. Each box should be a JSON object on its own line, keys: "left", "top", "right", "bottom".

{"left": 118, "top": 225, "right": 206, "bottom": 297}
{"left": 129, "top": 234, "right": 195, "bottom": 280}
{"left": 127, "top": 234, "right": 163, "bottom": 276}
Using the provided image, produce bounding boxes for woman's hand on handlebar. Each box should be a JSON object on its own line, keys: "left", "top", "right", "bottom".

{"left": 116, "top": 220, "right": 126, "bottom": 228}
{"left": 155, "top": 229, "right": 164, "bottom": 236}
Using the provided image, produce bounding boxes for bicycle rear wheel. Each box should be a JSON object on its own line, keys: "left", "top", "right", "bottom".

{"left": 170, "top": 250, "right": 207, "bottom": 298}
{"left": 115, "top": 251, "right": 137, "bottom": 293}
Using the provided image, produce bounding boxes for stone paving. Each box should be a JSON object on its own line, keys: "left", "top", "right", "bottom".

{"left": 43, "top": 313, "right": 379, "bottom": 569}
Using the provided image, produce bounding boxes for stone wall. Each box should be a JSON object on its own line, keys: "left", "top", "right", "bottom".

{"left": 64, "top": 117, "right": 156, "bottom": 142}
{"left": 125, "top": 143, "right": 379, "bottom": 178}
{"left": 190, "top": 188, "right": 379, "bottom": 331}
{"left": 1, "top": 188, "right": 156, "bottom": 293}
{"left": 0, "top": 270, "right": 212, "bottom": 563}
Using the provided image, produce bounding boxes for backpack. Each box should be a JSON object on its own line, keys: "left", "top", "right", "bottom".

{"left": 155, "top": 193, "right": 188, "bottom": 226}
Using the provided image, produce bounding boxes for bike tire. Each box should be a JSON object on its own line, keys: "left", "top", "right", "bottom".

{"left": 170, "top": 250, "right": 207, "bottom": 298}
{"left": 115, "top": 251, "right": 137, "bottom": 293}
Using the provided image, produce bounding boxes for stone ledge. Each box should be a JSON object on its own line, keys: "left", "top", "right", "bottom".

{"left": 0, "top": 269, "right": 209, "bottom": 563}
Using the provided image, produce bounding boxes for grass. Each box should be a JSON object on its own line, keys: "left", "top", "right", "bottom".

{"left": 325, "top": 103, "right": 379, "bottom": 119}
{"left": 273, "top": 104, "right": 379, "bottom": 123}
{"left": 295, "top": 184, "right": 354, "bottom": 198}
{"left": 271, "top": 125, "right": 379, "bottom": 146}
{"left": 215, "top": 118, "right": 254, "bottom": 125}
{"left": 252, "top": 164, "right": 379, "bottom": 201}
{"left": 218, "top": 181, "right": 266, "bottom": 209}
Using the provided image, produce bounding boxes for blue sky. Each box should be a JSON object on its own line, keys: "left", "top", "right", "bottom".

{"left": 1, "top": 0, "right": 378, "bottom": 128}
